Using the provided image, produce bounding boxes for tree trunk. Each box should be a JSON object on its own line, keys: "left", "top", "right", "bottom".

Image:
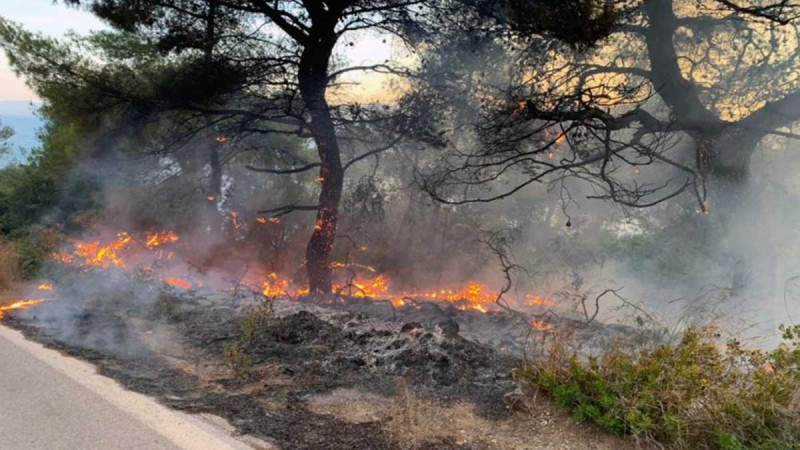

{"left": 298, "top": 38, "right": 342, "bottom": 294}
{"left": 202, "top": 0, "right": 224, "bottom": 235}
{"left": 204, "top": 133, "right": 224, "bottom": 233}
{"left": 702, "top": 130, "right": 774, "bottom": 300}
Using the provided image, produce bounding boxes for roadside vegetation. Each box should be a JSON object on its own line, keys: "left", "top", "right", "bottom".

{"left": 0, "top": 109, "right": 100, "bottom": 281}
{"left": 518, "top": 326, "right": 800, "bottom": 449}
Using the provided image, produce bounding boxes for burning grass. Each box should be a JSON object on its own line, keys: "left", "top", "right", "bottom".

{"left": 51, "top": 228, "right": 557, "bottom": 320}
{"left": 0, "top": 299, "right": 47, "bottom": 319}
{"left": 517, "top": 325, "right": 800, "bottom": 449}
{"left": 1, "top": 262, "right": 653, "bottom": 449}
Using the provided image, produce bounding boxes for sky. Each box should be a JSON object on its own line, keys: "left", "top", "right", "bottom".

{"left": 0, "top": 0, "right": 108, "bottom": 103}
{"left": 0, "top": 1, "right": 399, "bottom": 107}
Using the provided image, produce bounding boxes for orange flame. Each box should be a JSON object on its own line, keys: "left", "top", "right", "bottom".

{"left": 53, "top": 229, "right": 555, "bottom": 316}
{"left": 166, "top": 276, "right": 192, "bottom": 289}
{"left": 531, "top": 320, "right": 553, "bottom": 332}
{"left": 525, "top": 294, "right": 554, "bottom": 307}
{"left": 145, "top": 231, "right": 179, "bottom": 249}
{"left": 55, "top": 230, "right": 180, "bottom": 269}
{"left": 36, "top": 283, "right": 54, "bottom": 291}
{"left": 0, "top": 299, "right": 46, "bottom": 319}
{"left": 69, "top": 232, "right": 134, "bottom": 268}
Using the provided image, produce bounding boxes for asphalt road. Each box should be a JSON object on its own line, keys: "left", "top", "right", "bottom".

{"left": 0, "top": 324, "right": 255, "bottom": 450}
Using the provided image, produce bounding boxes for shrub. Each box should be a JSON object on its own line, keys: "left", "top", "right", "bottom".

{"left": 0, "top": 240, "right": 19, "bottom": 290}
{"left": 516, "top": 326, "right": 800, "bottom": 449}
{"left": 224, "top": 343, "right": 254, "bottom": 377}
{"left": 224, "top": 297, "right": 275, "bottom": 377}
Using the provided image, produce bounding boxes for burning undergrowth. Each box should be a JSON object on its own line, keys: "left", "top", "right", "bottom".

{"left": 2, "top": 270, "right": 644, "bottom": 449}
{"left": 0, "top": 225, "right": 658, "bottom": 448}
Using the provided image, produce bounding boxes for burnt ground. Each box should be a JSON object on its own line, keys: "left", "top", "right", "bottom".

{"left": 2, "top": 271, "right": 652, "bottom": 449}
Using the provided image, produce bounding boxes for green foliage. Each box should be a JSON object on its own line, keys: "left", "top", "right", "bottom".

{"left": 223, "top": 343, "right": 254, "bottom": 377}
{"left": 239, "top": 298, "right": 275, "bottom": 347}
{"left": 224, "top": 298, "right": 275, "bottom": 377}
{"left": 0, "top": 120, "right": 12, "bottom": 157}
{"left": 0, "top": 114, "right": 100, "bottom": 278}
{"left": 517, "top": 326, "right": 800, "bottom": 449}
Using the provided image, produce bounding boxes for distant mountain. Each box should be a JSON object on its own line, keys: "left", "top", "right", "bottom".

{"left": 0, "top": 101, "right": 43, "bottom": 167}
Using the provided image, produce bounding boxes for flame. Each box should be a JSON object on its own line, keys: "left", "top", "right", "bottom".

{"left": 53, "top": 229, "right": 554, "bottom": 316}
{"left": 0, "top": 299, "right": 46, "bottom": 319}
{"left": 555, "top": 132, "right": 566, "bottom": 145}
{"left": 331, "top": 277, "right": 497, "bottom": 312}
{"left": 256, "top": 217, "right": 282, "bottom": 225}
{"left": 216, "top": 135, "right": 227, "bottom": 143}
{"left": 67, "top": 232, "right": 134, "bottom": 268}
{"left": 531, "top": 320, "right": 553, "bottom": 332}
{"left": 230, "top": 211, "right": 241, "bottom": 229}
{"left": 55, "top": 230, "right": 180, "bottom": 269}
{"left": 36, "top": 283, "right": 54, "bottom": 291}
{"left": 207, "top": 195, "right": 216, "bottom": 202}
{"left": 145, "top": 231, "right": 179, "bottom": 249}
{"left": 335, "top": 274, "right": 390, "bottom": 299}
{"left": 330, "top": 262, "right": 377, "bottom": 273}
{"left": 525, "top": 294, "right": 554, "bottom": 307}
{"left": 261, "top": 272, "right": 309, "bottom": 297}
{"left": 166, "top": 276, "right": 192, "bottom": 290}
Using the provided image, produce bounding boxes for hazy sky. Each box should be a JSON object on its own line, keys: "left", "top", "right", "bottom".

{"left": 0, "top": 1, "right": 397, "bottom": 104}
{"left": 0, "top": 1, "right": 107, "bottom": 102}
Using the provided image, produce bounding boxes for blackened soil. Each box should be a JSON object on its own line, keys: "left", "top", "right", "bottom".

{"left": 4, "top": 287, "right": 517, "bottom": 449}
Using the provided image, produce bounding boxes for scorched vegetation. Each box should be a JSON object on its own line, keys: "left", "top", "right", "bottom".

{"left": 1, "top": 0, "right": 800, "bottom": 449}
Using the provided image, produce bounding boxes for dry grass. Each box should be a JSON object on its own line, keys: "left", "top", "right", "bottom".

{"left": 0, "top": 241, "right": 20, "bottom": 292}
{"left": 308, "top": 384, "right": 638, "bottom": 449}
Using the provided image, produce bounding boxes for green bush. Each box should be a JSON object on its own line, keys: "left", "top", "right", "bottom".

{"left": 223, "top": 298, "right": 275, "bottom": 377}
{"left": 517, "top": 326, "right": 800, "bottom": 449}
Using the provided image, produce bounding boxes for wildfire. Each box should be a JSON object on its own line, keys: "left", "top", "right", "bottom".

{"left": 531, "top": 320, "right": 553, "bottom": 332}
{"left": 335, "top": 274, "right": 390, "bottom": 299}
{"left": 55, "top": 230, "right": 181, "bottom": 269}
{"left": 70, "top": 232, "right": 134, "bottom": 268}
{"left": 145, "top": 231, "right": 179, "bottom": 249}
{"left": 36, "top": 283, "right": 54, "bottom": 291}
{"left": 525, "top": 294, "right": 554, "bottom": 307}
{"left": 0, "top": 299, "right": 46, "bottom": 319}
{"left": 330, "top": 276, "right": 497, "bottom": 312}
{"left": 330, "top": 262, "right": 377, "bottom": 273}
{"left": 52, "top": 229, "right": 555, "bottom": 316}
{"left": 166, "top": 276, "right": 193, "bottom": 290}
{"left": 261, "top": 273, "right": 308, "bottom": 297}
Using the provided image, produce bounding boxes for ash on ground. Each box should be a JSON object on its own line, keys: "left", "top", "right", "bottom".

{"left": 5, "top": 273, "right": 649, "bottom": 449}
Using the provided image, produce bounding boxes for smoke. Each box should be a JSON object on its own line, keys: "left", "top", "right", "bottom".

{"left": 12, "top": 4, "right": 800, "bottom": 355}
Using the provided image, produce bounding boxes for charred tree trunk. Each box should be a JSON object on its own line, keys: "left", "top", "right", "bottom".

{"left": 298, "top": 35, "right": 342, "bottom": 294}
{"left": 700, "top": 129, "right": 772, "bottom": 298}
{"left": 204, "top": 133, "right": 224, "bottom": 233}
{"left": 203, "top": 0, "right": 223, "bottom": 234}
